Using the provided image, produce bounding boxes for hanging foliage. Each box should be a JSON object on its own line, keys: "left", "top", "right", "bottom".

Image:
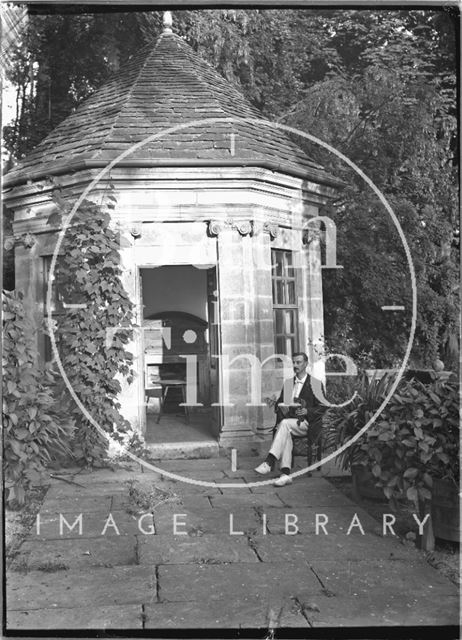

{"left": 47, "top": 184, "right": 135, "bottom": 464}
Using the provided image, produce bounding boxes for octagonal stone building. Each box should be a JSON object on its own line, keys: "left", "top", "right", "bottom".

{"left": 4, "top": 19, "right": 341, "bottom": 454}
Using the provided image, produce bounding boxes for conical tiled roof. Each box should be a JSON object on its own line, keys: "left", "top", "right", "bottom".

{"left": 5, "top": 30, "right": 339, "bottom": 187}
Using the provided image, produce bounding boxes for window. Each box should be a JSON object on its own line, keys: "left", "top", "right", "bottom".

{"left": 271, "top": 249, "right": 298, "bottom": 356}
{"left": 42, "top": 256, "right": 64, "bottom": 361}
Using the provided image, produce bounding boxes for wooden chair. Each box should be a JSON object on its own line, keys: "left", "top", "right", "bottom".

{"left": 272, "top": 410, "right": 325, "bottom": 469}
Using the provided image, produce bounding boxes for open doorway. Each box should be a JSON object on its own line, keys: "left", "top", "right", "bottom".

{"left": 140, "top": 265, "right": 219, "bottom": 445}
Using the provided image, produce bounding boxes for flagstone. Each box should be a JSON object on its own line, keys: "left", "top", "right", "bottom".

{"left": 144, "top": 596, "right": 309, "bottom": 629}
{"left": 7, "top": 566, "right": 155, "bottom": 610}
{"left": 6, "top": 604, "right": 144, "bottom": 630}
{"left": 39, "top": 495, "right": 113, "bottom": 515}
{"left": 138, "top": 533, "right": 258, "bottom": 564}
{"left": 276, "top": 487, "right": 356, "bottom": 508}
{"left": 149, "top": 457, "right": 231, "bottom": 473}
{"left": 250, "top": 532, "right": 419, "bottom": 563}
{"left": 209, "top": 493, "right": 285, "bottom": 509}
{"left": 304, "top": 593, "right": 460, "bottom": 627}
{"left": 310, "top": 559, "right": 459, "bottom": 599}
{"left": 32, "top": 510, "right": 149, "bottom": 540}
{"left": 6, "top": 455, "right": 458, "bottom": 631}
{"left": 12, "top": 536, "right": 137, "bottom": 570}
{"left": 260, "top": 506, "right": 383, "bottom": 535}
{"left": 111, "top": 492, "right": 212, "bottom": 512}
{"left": 152, "top": 506, "right": 262, "bottom": 535}
{"left": 157, "top": 562, "right": 320, "bottom": 602}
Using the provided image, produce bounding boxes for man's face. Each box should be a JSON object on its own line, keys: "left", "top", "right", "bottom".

{"left": 292, "top": 355, "right": 308, "bottom": 377}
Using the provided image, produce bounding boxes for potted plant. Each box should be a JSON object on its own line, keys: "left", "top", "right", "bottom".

{"left": 357, "top": 374, "right": 459, "bottom": 549}
{"left": 324, "top": 371, "right": 397, "bottom": 500}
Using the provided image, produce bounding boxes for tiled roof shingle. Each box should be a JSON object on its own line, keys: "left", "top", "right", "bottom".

{"left": 5, "top": 31, "right": 339, "bottom": 187}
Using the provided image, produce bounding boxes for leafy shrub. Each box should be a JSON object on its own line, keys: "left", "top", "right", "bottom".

{"left": 48, "top": 187, "right": 135, "bottom": 464}
{"left": 3, "top": 290, "right": 75, "bottom": 507}
{"left": 358, "top": 375, "right": 459, "bottom": 508}
{"left": 323, "top": 371, "right": 397, "bottom": 469}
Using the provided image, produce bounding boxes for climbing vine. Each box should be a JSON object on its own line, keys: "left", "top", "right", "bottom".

{"left": 47, "top": 185, "right": 136, "bottom": 464}
{"left": 3, "top": 290, "right": 75, "bottom": 507}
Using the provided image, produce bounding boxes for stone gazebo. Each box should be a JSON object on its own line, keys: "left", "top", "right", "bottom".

{"left": 4, "top": 16, "right": 341, "bottom": 451}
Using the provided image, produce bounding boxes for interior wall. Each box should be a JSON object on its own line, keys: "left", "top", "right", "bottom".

{"left": 141, "top": 265, "right": 208, "bottom": 320}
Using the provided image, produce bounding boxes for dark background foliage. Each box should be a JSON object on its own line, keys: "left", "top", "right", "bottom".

{"left": 2, "top": 6, "right": 459, "bottom": 369}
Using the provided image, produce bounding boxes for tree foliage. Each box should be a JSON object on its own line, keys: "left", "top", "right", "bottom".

{"left": 3, "top": 7, "right": 459, "bottom": 368}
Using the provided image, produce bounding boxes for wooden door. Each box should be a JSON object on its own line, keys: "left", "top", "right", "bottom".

{"left": 207, "top": 267, "right": 222, "bottom": 436}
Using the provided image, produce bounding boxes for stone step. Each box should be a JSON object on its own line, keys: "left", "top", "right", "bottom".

{"left": 146, "top": 440, "right": 219, "bottom": 460}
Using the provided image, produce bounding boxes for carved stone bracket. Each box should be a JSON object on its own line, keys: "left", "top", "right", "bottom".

{"left": 207, "top": 220, "right": 223, "bottom": 237}
{"left": 4, "top": 233, "right": 37, "bottom": 250}
{"left": 263, "top": 222, "right": 279, "bottom": 239}
{"left": 235, "top": 220, "right": 253, "bottom": 236}
{"left": 130, "top": 224, "right": 142, "bottom": 238}
{"left": 208, "top": 219, "right": 256, "bottom": 237}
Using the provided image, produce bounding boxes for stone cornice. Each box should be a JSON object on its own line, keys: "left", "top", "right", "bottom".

{"left": 4, "top": 165, "right": 339, "bottom": 208}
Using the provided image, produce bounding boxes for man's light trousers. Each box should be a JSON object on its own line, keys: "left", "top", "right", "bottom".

{"left": 269, "top": 418, "right": 309, "bottom": 470}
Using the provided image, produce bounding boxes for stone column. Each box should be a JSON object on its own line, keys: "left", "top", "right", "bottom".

{"left": 118, "top": 241, "right": 144, "bottom": 435}
{"left": 215, "top": 220, "right": 280, "bottom": 451}
{"left": 14, "top": 236, "right": 42, "bottom": 361}
{"left": 302, "top": 231, "right": 325, "bottom": 375}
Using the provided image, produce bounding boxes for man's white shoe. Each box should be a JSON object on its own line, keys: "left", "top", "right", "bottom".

{"left": 254, "top": 462, "right": 271, "bottom": 475}
{"left": 273, "top": 474, "right": 293, "bottom": 487}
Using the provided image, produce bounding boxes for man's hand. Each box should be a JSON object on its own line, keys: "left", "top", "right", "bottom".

{"left": 295, "top": 407, "right": 308, "bottom": 418}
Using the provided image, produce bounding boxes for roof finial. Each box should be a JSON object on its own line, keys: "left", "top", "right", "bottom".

{"left": 163, "top": 11, "right": 173, "bottom": 33}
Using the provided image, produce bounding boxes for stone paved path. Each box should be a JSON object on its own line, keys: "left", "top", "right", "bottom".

{"left": 6, "top": 456, "right": 459, "bottom": 632}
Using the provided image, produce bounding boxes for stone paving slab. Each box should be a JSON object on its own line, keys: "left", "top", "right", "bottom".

{"left": 274, "top": 482, "right": 357, "bottom": 508}
{"left": 261, "top": 505, "right": 382, "bottom": 535}
{"left": 39, "top": 494, "right": 113, "bottom": 515}
{"left": 133, "top": 477, "right": 223, "bottom": 496}
{"left": 111, "top": 493, "right": 212, "bottom": 512}
{"left": 152, "top": 506, "right": 262, "bottom": 535}
{"left": 55, "top": 464, "right": 144, "bottom": 485}
{"left": 7, "top": 604, "right": 144, "bottom": 630}
{"left": 12, "top": 535, "right": 137, "bottom": 570}
{"left": 310, "top": 559, "right": 459, "bottom": 599}
{"left": 153, "top": 471, "right": 229, "bottom": 483}
{"left": 144, "top": 596, "right": 309, "bottom": 629}
{"left": 305, "top": 593, "right": 460, "bottom": 627}
{"left": 45, "top": 482, "right": 128, "bottom": 500}
{"left": 209, "top": 493, "right": 285, "bottom": 509}
{"left": 138, "top": 533, "right": 258, "bottom": 564}
{"left": 7, "top": 565, "right": 155, "bottom": 610}
{"left": 6, "top": 456, "right": 459, "bottom": 631}
{"left": 32, "top": 510, "right": 149, "bottom": 539}
{"left": 149, "top": 457, "right": 231, "bottom": 473}
{"left": 248, "top": 476, "right": 338, "bottom": 493}
{"left": 158, "top": 562, "right": 321, "bottom": 602}
{"left": 250, "top": 532, "right": 418, "bottom": 563}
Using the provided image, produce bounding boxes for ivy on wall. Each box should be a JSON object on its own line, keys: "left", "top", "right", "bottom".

{"left": 3, "top": 290, "right": 75, "bottom": 507}
{"left": 47, "top": 185, "right": 136, "bottom": 464}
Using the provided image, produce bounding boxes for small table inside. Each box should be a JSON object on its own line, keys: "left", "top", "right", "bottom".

{"left": 145, "top": 379, "right": 189, "bottom": 424}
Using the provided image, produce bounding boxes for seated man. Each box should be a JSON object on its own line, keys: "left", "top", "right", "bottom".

{"left": 255, "top": 351, "right": 324, "bottom": 486}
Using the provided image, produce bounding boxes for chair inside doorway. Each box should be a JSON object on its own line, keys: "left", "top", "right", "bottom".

{"left": 143, "top": 310, "right": 212, "bottom": 444}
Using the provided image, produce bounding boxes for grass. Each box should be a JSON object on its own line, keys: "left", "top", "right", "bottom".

{"left": 124, "top": 478, "right": 182, "bottom": 515}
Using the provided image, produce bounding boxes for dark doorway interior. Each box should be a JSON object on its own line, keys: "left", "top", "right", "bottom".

{"left": 140, "top": 265, "right": 218, "bottom": 444}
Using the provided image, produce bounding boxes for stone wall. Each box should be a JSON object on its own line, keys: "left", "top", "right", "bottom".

{"left": 5, "top": 166, "right": 335, "bottom": 450}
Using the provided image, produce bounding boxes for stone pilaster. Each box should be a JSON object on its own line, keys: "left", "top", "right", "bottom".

{"left": 302, "top": 233, "right": 325, "bottom": 371}
{"left": 216, "top": 221, "right": 278, "bottom": 450}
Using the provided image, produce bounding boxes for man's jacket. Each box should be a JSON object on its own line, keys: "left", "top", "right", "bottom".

{"left": 274, "top": 375, "right": 326, "bottom": 427}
